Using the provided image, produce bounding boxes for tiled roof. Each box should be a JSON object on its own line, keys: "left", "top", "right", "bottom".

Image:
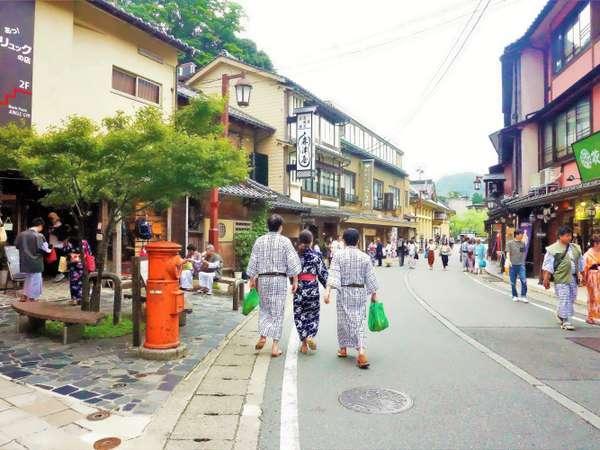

{"left": 503, "top": 179, "right": 600, "bottom": 209}
{"left": 503, "top": 0, "right": 555, "bottom": 55}
{"left": 306, "top": 206, "right": 350, "bottom": 218}
{"left": 86, "top": 0, "right": 194, "bottom": 53}
{"left": 219, "top": 179, "right": 309, "bottom": 212}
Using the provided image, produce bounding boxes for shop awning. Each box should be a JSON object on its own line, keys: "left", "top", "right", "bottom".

{"left": 344, "top": 212, "right": 416, "bottom": 228}
{"left": 305, "top": 206, "right": 350, "bottom": 218}
{"left": 504, "top": 179, "right": 600, "bottom": 209}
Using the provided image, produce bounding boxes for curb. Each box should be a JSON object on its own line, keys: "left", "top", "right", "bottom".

{"left": 120, "top": 309, "right": 259, "bottom": 449}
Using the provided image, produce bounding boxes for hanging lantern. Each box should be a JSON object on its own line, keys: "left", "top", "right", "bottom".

{"left": 234, "top": 76, "right": 252, "bottom": 107}
{"left": 473, "top": 176, "right": 482, "bottom": 191}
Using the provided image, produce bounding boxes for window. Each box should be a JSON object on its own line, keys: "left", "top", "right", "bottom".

{"left": 342, "top": 171, "right": 356, "bottom": 202}
{"left": 320, "top": 117, "right": 335, "bottom": 147}
{"left": 389, "top": 186, "right": 401, "bottom": 209}
{"left": 302, "top": 174, "right": 318, "bottom": 194}
{"left": 543, "top": 97, "right": 590, "bottom": 164}
{"left": 319, "top": 169, "right": 339, "bottom": 197}
{"left": 552, "top": 2, "right": 591, "bottom": 73}
{"left": 373, "top": 180, "right": 383, "bottom": 209}
{"left": 112, "top": 67, "right": 161, "bottom": 104}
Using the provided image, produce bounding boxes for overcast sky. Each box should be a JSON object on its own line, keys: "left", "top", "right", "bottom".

{"left": 234, "top": 0, "right": 547, "bottom": 180}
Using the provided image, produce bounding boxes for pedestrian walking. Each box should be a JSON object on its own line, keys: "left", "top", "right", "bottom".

{"left": 474, "top": 238, "right": 486, "bottom": 275}
{"left": 293, "top": 230, "right": 328, "bottom": 354}
{"left": 397, "top": 238, "right": 406, "bottom": 267}
{"left": 375, "top": 238, "right": 384, "bottom": 267}
{"left": 440, "top": 238, "right": 451, "bottom": 270}
{"left": 507, "top": 229, "right": 529, "bottom": 302}
{"left": 15, "top": 218, "right": 52, "bottom": 302}
{"left": 582, "top": 235, "right": 600, "bottom": 325}
{"left": 367, "top": 240, "right": 376, "bottom": 266}
{"left": 427, "top": 239, "right": 436, "bottom": 270}
{"left": 65, "top": 237, "right": 87, "bottom": 305}
{"left": 542, "top": 226, "right": 584, "bottom": 331}
{"left": 247, "top": 214, "right": 301, "bottom": 357}
{"left": 324, "top": 228, "right": 379, "bottom": 369}
{"left": 467, "top": 239, "right": 476, "bottom": 273}
{"left": 460, "top": 238, "right": 469, "bottom": 271}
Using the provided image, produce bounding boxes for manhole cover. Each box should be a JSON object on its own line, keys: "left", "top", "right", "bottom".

{"left": 339, "top": 387, "right": 413, "bottom": 414}
{"left": 87, "top": 410, "right": 111, "bottom": 421}
{"left": 93, "top": 437, "right": 121, "bottom": 449}
{"left": 112, "top": 383, "right": 127, "bottom": 389}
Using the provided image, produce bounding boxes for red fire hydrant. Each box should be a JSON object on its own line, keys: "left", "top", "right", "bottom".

{"left": 144, "top": 241, "right": 184, "bottom": 350}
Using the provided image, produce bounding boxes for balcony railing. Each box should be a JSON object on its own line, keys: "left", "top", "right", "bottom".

{"left": 344, "top": 192, "right": 359, "bottom": 203}
{"left": 373, "top": 197, "right": 384, "bottom": 210}
{"left": 434, "top": 212, "right": 448, "bottom": 220}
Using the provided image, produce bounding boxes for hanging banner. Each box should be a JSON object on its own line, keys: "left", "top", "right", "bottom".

{"left": 0, "top": 0, "right": 35, "bottom": 126}
{"left": 295, "top": 107, "right": 316, "bottom": 179}
{"left": 520, "top": 222, "right": 532, "bottom": 260}
{"left": 361, "top": 159, "right": 374, "bottom": 211}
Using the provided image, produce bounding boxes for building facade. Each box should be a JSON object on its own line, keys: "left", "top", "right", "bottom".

{"left": 486, "top": 0, "right": 600, "bottom": 275}
{"left": 409, "top": 180, "right": 452, "bottom": 241}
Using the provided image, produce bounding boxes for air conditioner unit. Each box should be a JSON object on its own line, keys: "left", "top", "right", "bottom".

{"left": 540, "top": 167, "right": 560, "bottom": 185}
{"left": 529, "top": 172, "right": 541, "bottom": 188}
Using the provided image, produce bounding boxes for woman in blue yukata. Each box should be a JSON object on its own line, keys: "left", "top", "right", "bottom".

{"left": 294, "top": 229, "right": 328, "bottom": 354}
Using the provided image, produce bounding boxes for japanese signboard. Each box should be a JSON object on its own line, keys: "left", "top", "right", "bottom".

{"left": 572, "top": 131, "right": 600, "bottom": 182}
{"left": 0, "top": 0, "right": 35, "bottom": 126}
{"left": 295, "top": 107, "right": 316, "bottom": 179}
{"left": 361, "top": 159, "right": 374, "bottom": 211}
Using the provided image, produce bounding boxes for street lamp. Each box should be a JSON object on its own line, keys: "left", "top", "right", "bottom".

{"left": 209, "top": 72, "right": 253, "bottom": 252}
{"left": 473, "top": 176, "right": 482, "bottom": 191}
{"left": 486, "top": 199, "right": 496, "bottom": 210}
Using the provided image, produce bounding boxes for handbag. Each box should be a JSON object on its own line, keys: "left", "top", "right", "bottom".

{"left": 45, "top": 248, "right": 57, "bottom": 264}
{"left": 2, "top": 218, "right": 12, "bottom": 231}
{"left": 368, "top": 302, "right": 389, "bottom": 332}
{"left": 58, "top": 256, "right": 68, "bottom": 273}
{"left": 242, "top": 288, "right": 260, "bottom": 316}
{"left": 82, "top": 240, "right": 96, "bottom": 272}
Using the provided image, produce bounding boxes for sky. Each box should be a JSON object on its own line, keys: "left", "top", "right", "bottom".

{"left": 233, "top": 0, "right": 548, "bottom": 181}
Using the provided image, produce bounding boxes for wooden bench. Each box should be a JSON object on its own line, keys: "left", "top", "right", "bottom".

{"left": 12, "top": 301, "right": 106, "bottom": 345}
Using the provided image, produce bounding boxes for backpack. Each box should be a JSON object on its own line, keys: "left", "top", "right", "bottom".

{"left": 135, "top": 218, "right": 152, "bottom": 240}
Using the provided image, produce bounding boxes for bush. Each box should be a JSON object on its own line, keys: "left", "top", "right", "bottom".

{"left": 234, "top": 208, "right": 267, "bottom": 271}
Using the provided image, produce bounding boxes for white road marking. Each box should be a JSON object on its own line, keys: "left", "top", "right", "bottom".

{"left": 467, "top": 273, "right": 586, "bottom": 323}
{"left": 404, "top": 271, "right": 600, "bottom": 431}
{"left": 280, "top": 324, "right": 301, "bottom": 450}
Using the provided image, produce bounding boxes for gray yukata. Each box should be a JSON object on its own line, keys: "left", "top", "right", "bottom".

{"left": 15, "top": 228, "right": 51, "bottom": 300}
{"left": 328, "top": 247, "right": 379, "bottom": 349}
{"left": 542, "top": 247, "right": 584, "bottom": 320}
{"left": 246, "top": 232, "right": 301, "bottom": 340}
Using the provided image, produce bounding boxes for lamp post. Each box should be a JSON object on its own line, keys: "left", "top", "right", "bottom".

{"left": 473, "top": 176, "right": 482, "bottom": 191}
{"left": 209, "top": 73, "right": 252, "bottom": 252}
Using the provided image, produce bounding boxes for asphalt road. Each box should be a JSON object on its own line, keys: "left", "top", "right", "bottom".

{"left": 259, "top": 252, "right": 600, "bottom": 450}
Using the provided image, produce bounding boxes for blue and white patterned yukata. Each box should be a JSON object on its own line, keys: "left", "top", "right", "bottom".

{"left": 247, "top": 232, "right": 301, "bottom": 341}
{"left": 293, "top": 248, "right": 328, "bottom": 341}
{"left": 542, "top": 246, "right": 584, "bottom": 320}
{"left": 328, "top": 247, "right": 379, "bottom": 349}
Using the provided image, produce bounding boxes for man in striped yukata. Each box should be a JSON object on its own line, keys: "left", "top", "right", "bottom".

{"left": 247, "top": 214, "right": 301, "bottom": 357}
{"left": 324, "top": 228, "right": 379, "bottom": 369}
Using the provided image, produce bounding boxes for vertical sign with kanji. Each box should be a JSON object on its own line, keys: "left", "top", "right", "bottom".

{"left": 362, "top": 159, "right": 374, "bottom": 211}
{"left": 295, "top": 107, "right": 316, "bottom": 179}
{"left": 0, "top": 0, "right": 35, "bottom": 126}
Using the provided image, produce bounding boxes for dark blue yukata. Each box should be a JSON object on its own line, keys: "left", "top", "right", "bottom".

{"left": 293, "top": 248, "right": 328, "bottom": 341}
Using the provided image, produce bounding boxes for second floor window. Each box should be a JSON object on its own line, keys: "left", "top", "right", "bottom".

{"left": 320, "top": 117, "right": 336, "bottom": 147}
{"left": 319, "top": 169, "right": 339, "bottom": 197}
{"left": 112, "top": 67, "right": 161, "bottom": 104}
{"left": 552, "top": 2, "right": 591, "bottom": 73}
{"left": 389, "top": 186, "right": 401, "bottom": 209}
{"left": 373, "top": 179, "right": 383, "bottom": 209}
{"left": 543, "top": 97, "right": 590, "bottom": 165}
{"left": 342, "top": 171, "right": 356, "bottom": 202}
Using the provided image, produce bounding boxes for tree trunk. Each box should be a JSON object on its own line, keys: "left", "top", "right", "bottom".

{"left": 89, "top": 213, "right": 115, "bottom": 312}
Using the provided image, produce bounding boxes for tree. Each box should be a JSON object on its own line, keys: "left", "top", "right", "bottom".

{"left": 471, "top": 192, "right": 484, "bottom": 204}
{"left": 118, "top": 0, "right": 274, "bottom": 70}
{"left": 450, "top": 209, "right": 488, "bottom": 238}
{"left": 1, "top": 96, "right": 248, "bottom": 310}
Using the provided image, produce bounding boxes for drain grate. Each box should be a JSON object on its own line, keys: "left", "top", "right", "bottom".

{"left": 481, "top": 276, "right": 503, "bottom": 283}
{"left": 339, "top": 387, "right": 413, "bottom": 415}
{"left": 87, "top": 410, "right": 111, "bottom": 421}
{"left": 93, "top": 437, "right": 121, "bottom": 449}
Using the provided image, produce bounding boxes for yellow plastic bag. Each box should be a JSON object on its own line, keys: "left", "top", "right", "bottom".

{"left": 58, "top": 256, "right": 68, "bottom": 273}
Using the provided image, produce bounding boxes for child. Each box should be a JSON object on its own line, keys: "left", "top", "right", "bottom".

{"left": 65, "top": 237, "right": 85, "bottom": 305}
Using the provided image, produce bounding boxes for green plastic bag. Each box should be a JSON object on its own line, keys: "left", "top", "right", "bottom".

{"left": 242, "top": 288, "right": 260, "bottom": 316}
{"left": 368, "top": 302, "right": 389, "bottom": 332}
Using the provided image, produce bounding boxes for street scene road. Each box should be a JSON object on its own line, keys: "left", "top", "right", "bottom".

{"left": 260, "top": 254, "right": 600, "bottom": 450}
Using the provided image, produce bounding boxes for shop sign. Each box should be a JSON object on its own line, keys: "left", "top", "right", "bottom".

{"left": 520, "top": 222, "right": 532, "bottom": 257}
{"left": 574, "top": 203, "right": 600, "bottom": 221}
{"left": 572, "top": 131, "right": 600, "bottom": 182}
{"left": 361, "top": 159, "right": 374, "bottom": 211}
{"left": 0, "top": 1, "right": 35, "bottom": 126}
{"left": 295, "top": 107, "right": 316, "bottom": 179}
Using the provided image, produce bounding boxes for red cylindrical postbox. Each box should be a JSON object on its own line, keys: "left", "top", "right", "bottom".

{"left": 144, "top": 241, "right": 184, "bottom": 350}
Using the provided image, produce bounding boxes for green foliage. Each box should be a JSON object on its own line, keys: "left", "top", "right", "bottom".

{"left": 0, "top": 122, "right": 33, "bottom": 169}
{"left": 44, "top": 315, "right": 138, "bottom": 339}
{"left": 118, "top": 0, "right": 274, "bottom": 70}
{"left": 233, "top": 206, "right": 267, "bottom": 271}
{"left": 471, "top": 192, "right": 484, "bottom": 204}
{"left": 450, "top": 209, "right": 488, "bottom": 238}
{"left": 174, "top": 95, "right": 224, "bottom": 136}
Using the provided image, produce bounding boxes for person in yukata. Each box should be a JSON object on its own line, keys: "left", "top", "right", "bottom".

{"left": 542, "top": 225, "right": 584, "bottom": 331}
{"left": 324, "top": 228, "right": 379, "bottom": 369}
{"left": 293, "top": 229, "right": 328, "bottom": 354}
{"left": 15, "top": 217, "right": 52, "bottom": 302}
{"left": 198, "top": 244, "right": 223, "bottom": 295}
{"left": 65, "top": 237, "right": 84, "bottom": 305}
{"left": 247, "top": 214, "right": 301, "bottom": 357}
{"left": 180, "top": 244, "right": 200, "bottom": 291}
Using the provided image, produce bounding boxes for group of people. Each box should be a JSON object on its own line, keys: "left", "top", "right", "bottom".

{"left": 246, "top": 214, "right": 378, "bottom": 368}
{"left": 460, "top": 237, "right": 487, "bottom": 274}
{"left": 15, "top": 214, "right": 91, "bottom": 305}
{"left": 179, "top": 244, "right": 223, "bottom": 295}
{"left": 506, "top": 225, "right": 600, "bottom": 330}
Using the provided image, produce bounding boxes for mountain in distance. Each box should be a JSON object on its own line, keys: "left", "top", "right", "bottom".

{"left": 435, "top": 172, "right": 480, "bottom": 197}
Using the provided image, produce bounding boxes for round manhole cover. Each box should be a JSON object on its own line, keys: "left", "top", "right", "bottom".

{"left": 339, "top": 387, "right": 413, "bottom": 414}
{"left": 93, "top": 437, "right": 121, "bottom": 449}
{"left": 87, "top": 410, "right": 111, "bottom": 421}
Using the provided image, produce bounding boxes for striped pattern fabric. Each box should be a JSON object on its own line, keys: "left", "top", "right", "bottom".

{"left": 247, "top": 232, "right": 301, "bottom": 340}
{"left": 328, "top": 247, "right": 379, "bottom": 349}
{"left": 555, "top": 278, "right": 578, "bottom": 320}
